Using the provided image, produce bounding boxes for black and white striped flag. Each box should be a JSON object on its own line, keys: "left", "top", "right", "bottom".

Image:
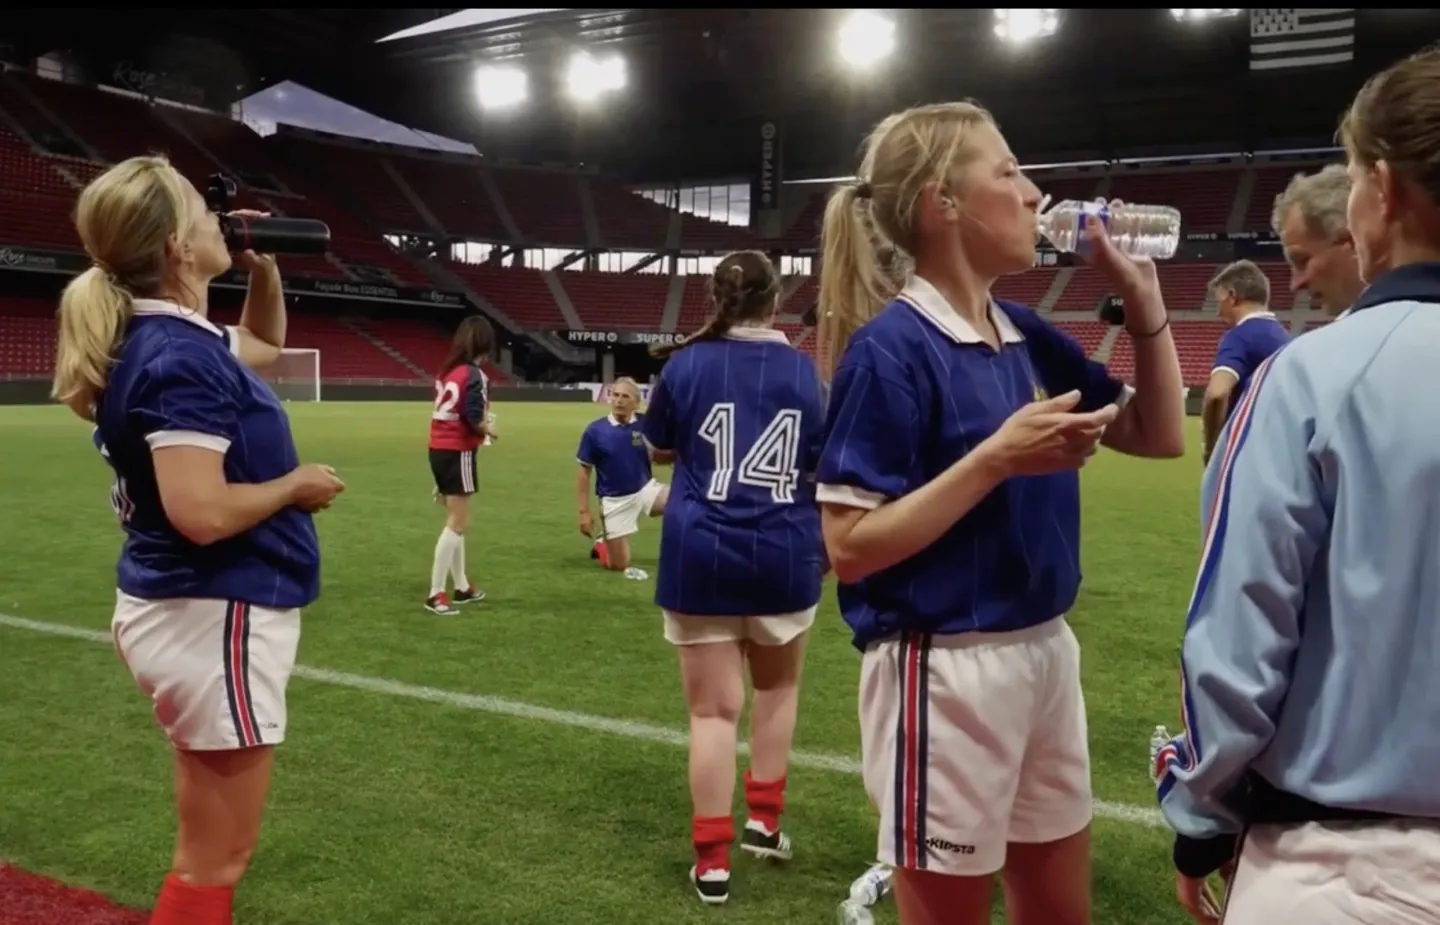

{"left": 1249, "top": 9, "right": 1356, "bottom": 73}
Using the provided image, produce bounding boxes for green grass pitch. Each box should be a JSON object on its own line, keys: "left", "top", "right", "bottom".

{"left": 0, "top": 401, "right": 1206, "bottom": 924}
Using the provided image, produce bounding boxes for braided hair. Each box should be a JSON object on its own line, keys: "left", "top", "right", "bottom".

{"left": 652, "top": 250, "right": 781, "bottom": 357}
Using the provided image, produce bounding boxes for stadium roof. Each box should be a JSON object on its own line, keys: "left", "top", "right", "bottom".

{"left": 17, "top": 9, "right": 1440, "bottom": 182}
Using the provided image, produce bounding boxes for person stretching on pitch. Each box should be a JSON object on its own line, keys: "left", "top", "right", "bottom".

{"left": 576, "top": 376, "right": 668, "bottom": 579}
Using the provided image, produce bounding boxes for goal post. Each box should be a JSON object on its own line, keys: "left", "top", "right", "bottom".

{"left": 260, "top": 348, "right": 321, "bottom": 402}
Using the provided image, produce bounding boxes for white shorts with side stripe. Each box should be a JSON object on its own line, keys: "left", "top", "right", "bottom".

{"left": 1222, "top": 821, "right": 1440, "bottom": 924}
{"left": 598, "top": 478, "right": 664, "bottom": 540}
{"left": 111, "top": 591, "right": 300, "bottom": 751}
{"left": 860, "top": 617, "right": 1092, "bottom": 876}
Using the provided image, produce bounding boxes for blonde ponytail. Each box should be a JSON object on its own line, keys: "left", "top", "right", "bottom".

{"left": 816, "top": 184, "right": 896, "bottom": 379}
{"left": 52, "top": 267, "right": 134, "bottom": 420}
{"left": 816, "top": 101, "right": 996, "bottom": 378}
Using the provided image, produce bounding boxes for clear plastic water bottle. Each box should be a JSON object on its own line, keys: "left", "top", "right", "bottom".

{"left": 1038, "top": 200, "right": 1182, "bottom": 260}
{"left": 848, "top": 863, "right": 894, "bottom": 906}
{"left": 1149, "top": 724, "right": 1172, "bottom": 781}
{"left": 836, "top": 899, "right": 875, "bottom": 925}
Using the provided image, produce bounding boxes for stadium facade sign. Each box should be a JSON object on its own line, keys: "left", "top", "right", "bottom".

{"left": 0, "top": 245, "right": 466, "bottom": 307}
{"left": 557, "top": 330, "right": 685, "bottom": 347}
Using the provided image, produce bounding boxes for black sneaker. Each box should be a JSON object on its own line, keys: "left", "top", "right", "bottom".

{"left": 424, "top": 593, "right": 458, "bottom": 616}
{"left": 690, "top": 865, "right": 730, "bottom": 905}
{"left": 739, "top": 820, "right": 793, "bottom": 861}
{"left": 452, "top": 586, "right": 487, "bottom": 604}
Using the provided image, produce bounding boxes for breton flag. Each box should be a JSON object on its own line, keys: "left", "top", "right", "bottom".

{"left": 1249, "top": 9, "right": 1356, "bottom": 72}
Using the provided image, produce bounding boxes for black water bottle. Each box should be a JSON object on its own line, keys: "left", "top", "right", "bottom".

{"left": 204, "top": 173, "right": 331, "bottom": 256}
{"left": 222, "top": 214, "right": 331, "bottom": 256}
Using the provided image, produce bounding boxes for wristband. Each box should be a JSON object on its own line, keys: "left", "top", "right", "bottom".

{"left": 1127, "top": 316, "right": 1170, "bottom": 339}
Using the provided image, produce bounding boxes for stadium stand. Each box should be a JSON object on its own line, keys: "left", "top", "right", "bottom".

{"left": 0, "top": 73, "right": 1333, "bottom": 389}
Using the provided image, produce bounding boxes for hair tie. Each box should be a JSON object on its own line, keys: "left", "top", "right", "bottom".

{"left": 854, "top": 181, "right": 874, "bottom": 199}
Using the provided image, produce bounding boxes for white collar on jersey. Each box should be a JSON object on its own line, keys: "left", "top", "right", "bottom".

{"left": 607, "top": 413, "right": 640, "bottom": 426}
{"left": 897, "top": 275, "right": 1024, "bottom": 345}
{"left": 723, "top": 325, "right": 790, "bottom": 345}
{"left": 1235, "top": 310, "right": 1277, "bottom": 326}
{"left": 130, "top": 298, "right": 225, "bottom": 338}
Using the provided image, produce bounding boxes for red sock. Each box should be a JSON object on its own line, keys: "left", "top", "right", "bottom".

{"left": 691, "top": 814, "right": 734, "bottom": 875}
{"left": 744, "top": 770, "right": 787, "bottom": 835}
{"left": 149, "top": 873, "right": 234, "bottom": 925}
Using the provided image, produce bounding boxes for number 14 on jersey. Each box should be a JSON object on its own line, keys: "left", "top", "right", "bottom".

{"left": 698, "top": 403, "right": 802, "bottom": 504}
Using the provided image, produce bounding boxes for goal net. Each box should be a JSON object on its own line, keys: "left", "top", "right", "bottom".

{"left": 260, "top": 348, "right": 321, "bottom": 402}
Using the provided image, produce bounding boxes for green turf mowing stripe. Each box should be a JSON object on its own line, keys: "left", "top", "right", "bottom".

{"left": 0, "top": 611, "right": 1166, "bottom": 828}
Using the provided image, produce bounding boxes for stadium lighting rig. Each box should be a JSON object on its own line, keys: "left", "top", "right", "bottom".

{"left": 836, "top": 10, "right": 896, "bottom": 71}
{"left": 474, "top": 64, "right": 528, "bottom": 111}
{"left": 565, "top": 50, "right": 626, "bottom": 104}
{"left": 993, "top": 9, "right": 1059, "bottom": 45}
{"left": 1169, "top": 9, "right": 1242, "bottom": 23}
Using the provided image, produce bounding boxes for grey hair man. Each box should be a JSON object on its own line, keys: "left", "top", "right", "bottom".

{"left": 1271, "top": 164, "right": 1365, "bottom": 318}
{"left": 1201, "top": 260, "right": 1289, "bottom": 463}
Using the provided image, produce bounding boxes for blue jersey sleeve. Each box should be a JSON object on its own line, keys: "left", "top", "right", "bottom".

{"left": 129, "top": 347, "right": 241, "bottom": 454}
{"left": 1211, "top": 327, "right": 1250, "bottom": 382}
{"left": 998, "top": 301, "right": 1128, "bottom": 412}
{"left": 815, "top": 343, "right": 922, "bottom": 510}
{"left": 641, "top": 376, "right": 677, "bottom": 453}
{"left": 577, "top": 423, "right": 598, "bottom": 468}
{"left": 1156, "top": 352, "right": 1323, "bottom": 876}
{"left": 461, "top": 366, "right": 488, "bottom": 426}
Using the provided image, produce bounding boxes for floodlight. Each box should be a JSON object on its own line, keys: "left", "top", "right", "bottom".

{"left": 474, "top": 64, "right": 528, "bottom": 111}
{"left": 837, "top": 11, "right": 896, "bottom": 70}
{"left": 993, "top": 9, "right": 1059, "bottom": 45}
{"left": 565, "top": 51, "right": 626, "bottom": 104}
{"left": 1169, "top": 9, "right": 1242, "bottom": 23}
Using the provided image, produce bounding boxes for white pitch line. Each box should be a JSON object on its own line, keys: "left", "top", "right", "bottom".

{"left": 0, "top": 611, "right": 1166, "bottom": 828}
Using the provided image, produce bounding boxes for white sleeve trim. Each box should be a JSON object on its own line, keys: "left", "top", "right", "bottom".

{"left": 224, "top": 326, "right": 243, "bottom": 358}
{"left": 576, "top": 457, "right": 593, "bottom": 468}
{"left": 1115, "top": 383, "right": 1136, "bottom": 409}
{"left": 642, "top": 435, "right": 673, "bottom": 454}
{"left": 1210, "top": 366, "right": 1240, "bottom": 381}
{"left": 816, "top": 483, "right": 885, "bottom": 510}
{"left": 146, "top": 430, "right": 231, "bottom": 453}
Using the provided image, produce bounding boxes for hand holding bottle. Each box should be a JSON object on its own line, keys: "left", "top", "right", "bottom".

{"left": 1079, "top": 201, "right": 1168, "bottom": 336}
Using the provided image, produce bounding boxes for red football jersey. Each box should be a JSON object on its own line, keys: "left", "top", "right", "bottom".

{"left": 429, "top": 364, "right": 488, "bottom": 451}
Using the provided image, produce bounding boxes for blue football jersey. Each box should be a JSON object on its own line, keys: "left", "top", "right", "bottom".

{"left": 92, "top": 300, "right": 320, "bottom": 608}
{"left": 577, "top": 414, "right": 652, "bottom": 498}
{"left": 816, "top": 277, "right": 1129, "bottom": 649}
{"left": 1212, "top": 312, "right": 1290, "bottom": 418}
{"left": 643, "top": 327, "right": 825, "bottom": 617}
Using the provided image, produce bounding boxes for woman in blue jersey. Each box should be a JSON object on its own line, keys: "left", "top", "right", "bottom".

{"left": 815, "top": 103, "right": 1185, "bottom": 925}
{"left": 641, "top": 251, "right": 826, "bottom": 906}
{"left": 575, "top": 376, "right": 668, "bottom": 579}
{"left": 51, "top": 156, "right": 344, "bottom": 925}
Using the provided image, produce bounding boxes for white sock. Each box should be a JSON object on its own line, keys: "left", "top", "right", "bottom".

{"left": 448, "top": 528, "right": 469, "bottom": 590}
{"left": 430, "top": 529, "right": 461, "bottom": 596}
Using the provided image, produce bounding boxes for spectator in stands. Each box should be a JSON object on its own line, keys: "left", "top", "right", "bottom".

{"left": 641, "top": 251, "right": 825, "bottom": 906}
{"left": 813, "top": 101, "right": 1185, "bottom": 925}
{"left": 1200, "top": 260, "right": 1290, "bottom": 464}
{"left": 51, "top": 155, "right": 343, "bottom": 925}
{"left": 1157, "top": 46, "right": 1440, "bottom": 924}
{"left": 1272, "top": 164, "right": 1365, "bottom": 318}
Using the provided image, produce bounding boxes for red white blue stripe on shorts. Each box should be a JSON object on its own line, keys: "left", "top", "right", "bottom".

{"left": 892, "top": 631, "right": 932, "bottom": 869}
{"left": 222, "top": 601, "right": 263, "bottom": 748}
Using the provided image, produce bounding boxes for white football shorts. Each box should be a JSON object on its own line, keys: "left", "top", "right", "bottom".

{"left": 663, "top": 605, "right": 817, "bottom": 647}
{"left": 1223, "top": 820, "right": 1440, "bottom": 924}
{"left": 860, "top": 617, "right": 1092, "bottom": 876}
{"left": 112, "top": 591, "right": 301, "bottom": 752}
{"left": 599, "top": 478, "right": 665, "bottom": 540}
